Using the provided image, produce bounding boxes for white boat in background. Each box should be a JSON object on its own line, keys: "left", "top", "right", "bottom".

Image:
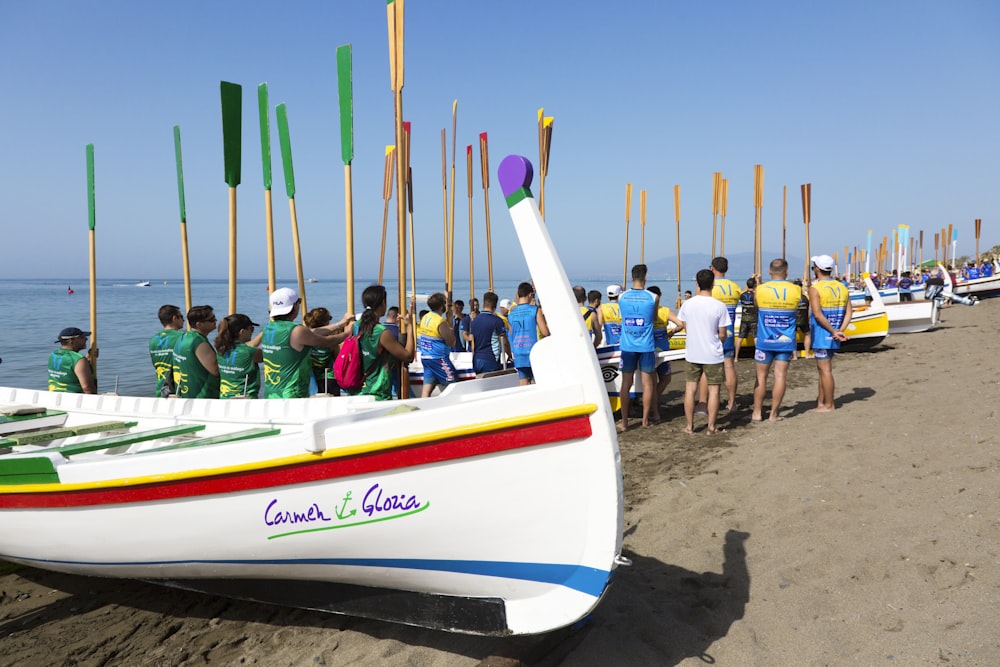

{"left": 865, "top": 279, "right": 938, "bottom": 334}
{"left": 0, "top": 155, "right": 625, "bottom": 636}
{"left": 136, "top": 280, "right": 150, "bottom": 287}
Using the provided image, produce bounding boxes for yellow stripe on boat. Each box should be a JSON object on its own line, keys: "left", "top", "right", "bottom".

{"left": 0, "top": 403, "right": 598, "bottom": 494}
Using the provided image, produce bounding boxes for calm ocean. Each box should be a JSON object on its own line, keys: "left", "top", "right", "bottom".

{"left": 7, "top": 276, "right": 696, "bottom": 397}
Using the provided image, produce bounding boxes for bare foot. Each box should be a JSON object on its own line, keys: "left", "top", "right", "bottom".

{"left": 683, "top": 425, "right": 695, "bottom": 434}
{"left": 768, "top": 414, "right": 784, "bottom": 422}
{"left": 751, "top": 412, "right": 763, "bottom": 422}
{"left": 706, "top": 427, "right": 727, "bottom": 435}
{"left": 616, "top": 422, "right": 629, "bottom": 433}
{"left": 808, "top": 405, "right": 835, "bottom": 413}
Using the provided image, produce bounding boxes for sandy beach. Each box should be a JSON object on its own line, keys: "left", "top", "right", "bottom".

{"left": 2, "top": 298, "right": 998, "bottom": 666}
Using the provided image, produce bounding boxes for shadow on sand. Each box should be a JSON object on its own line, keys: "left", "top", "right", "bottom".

{"left": 4, "top": 530, "right": 751, "bottom": 665}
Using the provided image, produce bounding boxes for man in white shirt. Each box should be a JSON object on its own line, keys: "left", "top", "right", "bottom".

{"left": 678, "top": 269, "right": 731, "bottom": 434}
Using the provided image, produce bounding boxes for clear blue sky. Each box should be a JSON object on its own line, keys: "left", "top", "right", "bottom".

{"left": 2, "top": 1, "right": 997, "bottom": 281}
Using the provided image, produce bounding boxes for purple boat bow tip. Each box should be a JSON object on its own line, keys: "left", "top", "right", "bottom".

{"left": 498, "top": 155, "right": 533, "bottom": 198}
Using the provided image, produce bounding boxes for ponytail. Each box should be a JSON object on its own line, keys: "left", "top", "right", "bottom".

{"left": 357, "top": 285, "right": 387, "bottom": 338}
{"left": 216, "top": 317, "right": 236, "bottom": 355}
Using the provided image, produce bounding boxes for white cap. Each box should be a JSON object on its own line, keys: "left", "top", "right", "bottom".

{"left": 498, "top": 298, "right": 512, "bottom": 310}
{"left": 606, "top": 284, "right": 622, "bottom": 298}
{"left": 811, "top": 254, "right": 835, "bottom": 272}
{"left": 269, "top": 287, "right": 301, "bottom": 317}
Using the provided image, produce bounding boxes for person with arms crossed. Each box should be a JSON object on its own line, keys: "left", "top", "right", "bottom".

{"left": 678, "top": 270, "right": 730, "bottom": 434}
{"left": 808, "top": 254, "right": 852, "bottom": 412}
{"left": 752, "top": 259, "right": 802, "bottom": 422}
{"left": 617, "top": 264, "right": 658, "bottom": 430}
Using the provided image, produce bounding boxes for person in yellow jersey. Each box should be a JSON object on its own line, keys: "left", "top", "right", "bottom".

{"left": 418, "top": 292, "right": 458, "bottom": 397}
{"left": 574, "top": 285, "right": 602, "bottom": 347}
{"left": 752, "top": 258, "right": 802, "bottom": 422}
{"left": 808, "top": 255, "right": 852, "bottom": 412}
{"left": 695, "top": 257, "right": 741, "bottom": 414}
{"left": 601, "top": 284, "right": 623, "bottom": 345}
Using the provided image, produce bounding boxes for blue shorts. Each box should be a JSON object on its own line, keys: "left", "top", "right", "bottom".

{"left": 657, "top": 360, "right": 672, "bottom": 377}
{"left": 473, "top": 357, "right": 502, "bottom": 374}
{"left": 754, "top": 349, "right": 793, "bottom": 364}
{"left": 422, "top": 357, "right": 457, "bottom": 386}
{"left": 723, "top": 349, "right": 735, "bottom": 359}
{"left": 516, "top": 366, "right": 534, "bottom": 381}
{"left": 813, "top": 348, "right": 834, "bottom": 360}
{"left": 620, "top": 350, "right": 656, "bottom": 374}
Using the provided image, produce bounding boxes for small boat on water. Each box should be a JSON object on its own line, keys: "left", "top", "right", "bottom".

{"left": 0, "top": 156, "right": 624, "bottom": 636}
{"left": 136, "top": 280, "right": 150, "bottom": 287}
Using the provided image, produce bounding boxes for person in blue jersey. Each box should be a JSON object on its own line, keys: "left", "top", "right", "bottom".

{"left": 898, "top": 271, "right": 914, "bottom": 302}
{"left": 696, "top": 257, "right": 741, "bottom": 414}
{"left": 678, "top": 270, "right": 730, "bottom": 435}
{"left": 465, "top": 291, "right": 511, "bottom": 374}
{"left": 980, "top": 258, "right": 994, "bottom": 278}
{"left": 508, "top": 282, "right": 550, "bottom": 386}
{"left": 808, "top": 255, "right": 852, "bottom": 413}
{"left": 601, "top": 284, "right": 623, "bottom": 345}
{"left": 574, "top": 285, "right": 602, "bottom": 348}
{"left": 418, "top": 292, "right": 459, "bottom": 397}
{"left": 752, "top": 258, "right": 802, "bottom": 422}
{"left": 617, "top": 264, "right": 658, "bottom": 430}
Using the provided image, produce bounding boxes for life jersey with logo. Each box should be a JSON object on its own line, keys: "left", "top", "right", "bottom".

{"left": 653, "top": 305, "right": 675, "bottom": 352}
{"left": 712, "top": 278, "right": 742, "bottom": 352}
{"left": 217, "top": 342, "right": 260, "bottom": 398}
{"left": 809, "top": 279, "right": 849, "bottom": 351}
{"left": 618, "top": 288, "right": 656, "bottom": 353}
{"left": 149, "top": 328, "right": 183, "bottom": 396}
{"left": 600, "top": 302, "right": 622, "bottom": 345}
{"left": 755, "top": 280, "right": 802, "bottom": 352}
{"left": 417, "top": 312, "right": 452, "bottom": 360}
{"left": 508, "top": 303, "right": 540, "bottom": 367}
{"left": 260, "top": 320, "right": 311, "bottom": 398}
{"left": 48, "top": 348, "right": 87, "bottom": 393}
{"left": 172, "top": 330, "right": 220, "bottom": 398}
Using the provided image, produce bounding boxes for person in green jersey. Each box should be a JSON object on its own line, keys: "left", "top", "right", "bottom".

{"left": 48, "top": 327, "right": 97, "bottom": 394}
{"left": 261, "top": 288, "right": 353, "bottom": 399}
{"left": 303, "top": 307, "right": 340, "bottom": 396}
{"left": 172, "top": 305, "right": 220, "bottom": 399}
{"left": 215, "top": 313, "right": 263, "bottom": 399}
{"left": 149, "top": 304, "right": 184, "bottom": 397}
{"left": 349, "top": 285, "right": 416, "bottom": 401}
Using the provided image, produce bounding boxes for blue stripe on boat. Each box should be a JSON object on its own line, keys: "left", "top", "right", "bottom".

{"left": 0, "top": 555, "right": 610, "bottom": 597}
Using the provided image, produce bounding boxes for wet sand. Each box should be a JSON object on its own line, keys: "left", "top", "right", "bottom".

{"left": 1, "top": 300, "right": 998, "bottom": 666}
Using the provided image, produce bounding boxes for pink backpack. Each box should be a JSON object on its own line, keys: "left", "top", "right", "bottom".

{"left": 333, "top": 335, "right": 364, "bottom": 393}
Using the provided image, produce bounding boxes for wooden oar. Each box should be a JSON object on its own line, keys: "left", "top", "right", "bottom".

{"left": 220, "top": 81, "right": 242, "bottom": 315}
{"left": 539, "top": 113, "right": 553, "bottom": 219}
{"left": 440, "top": 129, "right": 449, "bottom": 294}
{"left": 947, "top": 224, "right": 954, "bottom": 266}
{"left": 622, "top": 184, "right": 633, "bottom": 286}
{"left": 257, "top": 84, "right": 276, "bottom": 297}
{"left": 379, "top": 146, "right": 395, "bottom": 284}
{"left": 674, "top": 184, "right": 682, "bottom": 308}
{"left": 720, "top": 178, "right": 728, "bottom": 255}
{"left": 801, "top": 183, "right": 811, "bottom": 284}
{"left": 480, "top": 132, "right": 493, "bottom": 291}
{"left": 753, "top": 165, "right": 764, "bottom": 277}
{"left": 639, "top": 189, "right": 647, "bottom": 263}
{"left": 337, "top": 45, "right": 356, "bottom": 314}
{"left": 781, "top": 185, "right": 787, "bottom": 262}
{"left": 448, "top": 99, "right": 457, "bottom": 302}
{"left": 934, "top": 233, "right": 939, "bottom": 263}
{"left": 402, "top": 121, "right": 416, "bottom": 305}
{"left": 975, "top": 218, "right": 982, "bottom": 264}
{"left": 275, "top": 103, "right": 307, "bottom": 314}
{"left": 466, "top": 144, "right": 474, "bottom": 301}
{"left": 711, "top": 171, "right": 720, "bottom": 257}
{"left": 86, "top": 144, "right": 98, "bottom": 379}
{"left": 387, "top": 0, "right": 408, "bottom": 395}
{"left": 172, "top": 126, "right": 193, "bottom": 317}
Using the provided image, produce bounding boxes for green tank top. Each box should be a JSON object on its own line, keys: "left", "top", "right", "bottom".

{"left": 172, "top": 330, "right": 220, "bottom": 399}
{"left": 48, "top": 348, "right": 87, "bottom": 393}
{"left": 261, "top": 320, "right": 312, "bottom": 398}
{"left": 217, "top": 342, "right": 261, "bottom": 398}
{"left": 358, "top": 324, "right": 394, "bottom": 401}
{"left": 149, "top": 328, "right": 183, "bottom": 396}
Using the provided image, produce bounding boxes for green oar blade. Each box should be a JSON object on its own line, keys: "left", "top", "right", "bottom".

{"left": 258, "top": 83, "right": 272, "bottom": 190}
{"left": 275, "top": 103, "right": 295, "bottom": 199}
{"left": 173, "top": 125, "right": 187, "bottom": 223}
{"left": 220, "top": 81, "right": 242, "bottom": 188}
{"left": 336, "top": 44, "right": 354, "bottom": 166}
{"left": 86, "top": 144, "right": 95, "bottom": 230}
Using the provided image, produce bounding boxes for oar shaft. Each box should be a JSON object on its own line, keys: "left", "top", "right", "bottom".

{"left": 180, "top": 223, "right": 192, "bottom": 315}
{"left": 89, "top": 228, "right": 98, "bottom": 375}
{"left": 228, "top": 187, "right": 237, "bottom": 314}
{"left": 264, "top": 190, "right": 276, "bottom": 293}
{"left": 289, "top": 198, "right": 306, "bottom": 314}
{"left": 345, "top": 165, "right": 355, "bottom": 314}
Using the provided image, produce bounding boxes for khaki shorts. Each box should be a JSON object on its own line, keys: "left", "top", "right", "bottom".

{"left": 685, "top": 361, "right": 725, "bottom": 385}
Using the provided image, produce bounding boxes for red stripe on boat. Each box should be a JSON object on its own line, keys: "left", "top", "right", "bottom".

{"left": 0, "top": 414, "right": 592, "bottom": 509}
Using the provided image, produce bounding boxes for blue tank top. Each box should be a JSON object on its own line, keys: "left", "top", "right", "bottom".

{"left": 618, "top": 288, "right": 656, "bottom": 352}
{"left": 755, "top": 280, "right": 802, "bottom": 352}
{"left": 508, "top": 303, "right": 539, "bottom": 367}
{"left": 809, "top": 280, "right": 849, "bottom": 350}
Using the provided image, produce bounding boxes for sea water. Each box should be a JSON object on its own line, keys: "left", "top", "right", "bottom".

{"left": 5, "top": 276, "right": 696, "bottom": 397}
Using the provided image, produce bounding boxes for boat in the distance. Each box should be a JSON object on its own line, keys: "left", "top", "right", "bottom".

{"left": 135, "top": 280, "right": 150, "bottom": 287}
{"left": 0, "top": 155, "right": 624, "bottom": 636}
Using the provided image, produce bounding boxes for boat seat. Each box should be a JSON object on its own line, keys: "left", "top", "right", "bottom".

{"left": 132, "top": 427, "right": 281, "bottom": 454}
{"left": 0, "top": 409, "right": 69, "bottom": 437}
{"left": 0, "top": 455, "right": 60, "bottom": 485}
{"left": 0, "top": 421, "right": 137, "bottom": 448}
{"left": 12, "top": 424, "right": 207, "bottom": 458}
